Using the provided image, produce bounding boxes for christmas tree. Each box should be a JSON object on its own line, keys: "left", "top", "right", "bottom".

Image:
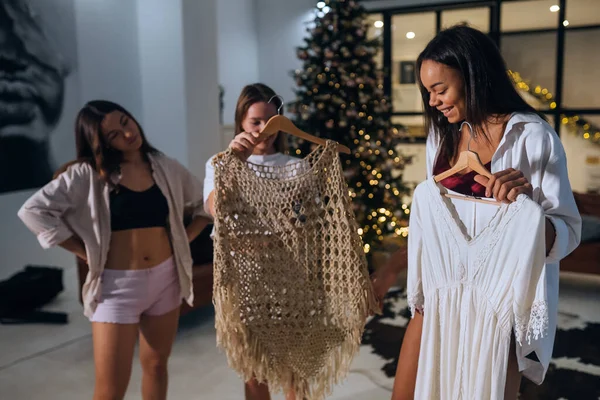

{"left": 288, "top": 0, "right": 413, "bottom": 256}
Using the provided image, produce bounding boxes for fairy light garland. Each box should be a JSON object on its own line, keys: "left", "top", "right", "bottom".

{"left": 509, "top": 70, "right": 600, "bottom": 144}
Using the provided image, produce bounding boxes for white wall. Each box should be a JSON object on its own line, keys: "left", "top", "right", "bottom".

{"left": 136, "top": 0, "right": 188, "bottom": 164}
{"left": 76, "top": 0, "right": 143, "bottom": 117}
{"left": 217, "top": 0, "right": 260, "bottom": 127}
{"left": 256, "top": 0, "right": 316, "bottom": 107}
{"left": 137, "top": 0, "right": 220, "bottom": 178}
{"left": 182, "top": 0, "right": 221, "bottom": 175}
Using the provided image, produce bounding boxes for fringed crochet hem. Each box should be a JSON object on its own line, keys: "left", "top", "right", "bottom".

{"left": 214, "top": 287, "right": 380, "bottom": 400}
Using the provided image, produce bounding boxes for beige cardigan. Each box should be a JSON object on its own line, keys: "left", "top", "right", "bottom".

{"left": 18, "top": 152, "right": 209, "bottom": 318}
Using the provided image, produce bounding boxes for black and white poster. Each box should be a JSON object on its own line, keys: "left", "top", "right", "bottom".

{"left": 0, "top": 0, "right": 79, "bottom": 194}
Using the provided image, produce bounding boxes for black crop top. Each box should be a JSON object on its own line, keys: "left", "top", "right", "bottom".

{"left": 110, "top": 184, "right": 169, "bottom": 231}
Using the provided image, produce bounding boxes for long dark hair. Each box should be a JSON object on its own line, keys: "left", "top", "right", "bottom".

{"left": 57, "top": 100, "right": 159, "bottom": 185}
{"left": 416, "top": 25, "right": 543, "bottom": 163}
{"left": 234, "top": 83, "right": 287, "bottom": 153}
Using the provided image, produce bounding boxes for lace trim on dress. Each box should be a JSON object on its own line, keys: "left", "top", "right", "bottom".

{"left": 407, "top": 288, "right": 424, "bottom": 317}
{"left": 514, "top": 300, "right": 549, "bottom": 346}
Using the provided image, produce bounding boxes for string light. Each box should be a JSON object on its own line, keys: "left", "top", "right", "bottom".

{"left": 509, "top": 70, "right": 600, "bottom": 144}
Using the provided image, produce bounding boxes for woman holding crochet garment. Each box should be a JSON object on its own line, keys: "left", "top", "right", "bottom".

{"left": 18, "top": 100, "right": 210, "bottom": 400}
{"left": 371, "top": 25, "right": 580, "bottom": 399}
{"left": 204, "top": 83, "right": 300, "bottom": 400}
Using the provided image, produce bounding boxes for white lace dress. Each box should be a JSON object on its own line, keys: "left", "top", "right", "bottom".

{"left": 407, "top": 178, "right": 549, "bottom": 400}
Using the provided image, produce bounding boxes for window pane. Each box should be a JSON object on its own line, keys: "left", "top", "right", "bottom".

{"left": 559, "top": 114, "right": 600, "bottom": 193}
{"left": 502, "top": 32, "right": 557, "bottom": 111}
{"left": 560, "top": 114, "right": 600, "bottom": 140}
{"left": 441, "top": 7, "right": 490, "bottom": 32}
{"left": 391, "top": 13, "right": 436, "bottom": 112}
{"left": 563, "top": 28, "right": 600, "bottom": 108}
{"left": 366, "top": 13, "right": 384, "bottom": 69}
{"left": 501, "top": 0, "right": 560, "bottom": 32}
{"left": 565, "top": 0, "right": 600, "bottom": 27}
{"left": 391, "top": 115, "right": 426, "bottom": 141}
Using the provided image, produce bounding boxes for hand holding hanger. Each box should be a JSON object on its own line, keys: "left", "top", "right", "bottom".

{"left": 473, "top": 169, "right": 533, "bottom": 204}
{"left": 230, "top": 131, "right": 263, "bottom": 161}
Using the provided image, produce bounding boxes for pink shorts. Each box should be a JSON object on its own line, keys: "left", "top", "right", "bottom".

{"left": 90, "top": 256, "right": 181, "bottom": 324}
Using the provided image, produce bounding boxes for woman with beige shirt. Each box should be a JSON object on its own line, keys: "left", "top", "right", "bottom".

{"left": 18, "top": 100, "right": 211, "bottom": 400}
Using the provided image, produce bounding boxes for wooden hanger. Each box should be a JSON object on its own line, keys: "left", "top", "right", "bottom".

{"left": 433, "top": 122, "right": 501, "bottom": 206}
{"left": 260, "top": 115, "right": 351, "bottom": 155}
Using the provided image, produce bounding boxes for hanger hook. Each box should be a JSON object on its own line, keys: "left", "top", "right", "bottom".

{"left": 268, "top": 94, "right": 285, "bottom": 115}
{"left": 460, "top": 121, "right": 475, "bottom": 152}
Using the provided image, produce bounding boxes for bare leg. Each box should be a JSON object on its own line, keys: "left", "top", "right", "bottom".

{"left": 92, "top": 322, "right": 139, "bottom": 400}
{"left": 391, "top": 312, "right": 423, "bottom": 400}
{"left": 245, "top": 378, "right": 271, "bottom": 400}
{"left": 138, "top": 307, "right": 180, "bottom": 400}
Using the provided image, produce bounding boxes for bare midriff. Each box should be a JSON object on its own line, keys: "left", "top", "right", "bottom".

{"left": 104, "top": 227, "right": 173, "bottom": 270}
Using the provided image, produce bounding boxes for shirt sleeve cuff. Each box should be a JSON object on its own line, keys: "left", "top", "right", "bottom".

{"left": 36, "top": 226, "right": 73, "bottom": 249}
{"left": 545, "top": 215, "right": 569, "bottom": 265}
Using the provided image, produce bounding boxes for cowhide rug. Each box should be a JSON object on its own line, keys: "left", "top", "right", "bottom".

{"left": 360, "top": 288, "right": 600, "bottom": 399}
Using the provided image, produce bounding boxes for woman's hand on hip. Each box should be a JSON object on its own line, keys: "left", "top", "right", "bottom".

{"left": 474, "top": 168, "right": 533, "bottom": 203}
{"left": 230, "top": 131, "right": 261, "bottom": 161}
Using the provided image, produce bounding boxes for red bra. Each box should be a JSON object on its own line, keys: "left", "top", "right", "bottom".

{"left": 433, "top": 156, "right": 490, "bottom": 197}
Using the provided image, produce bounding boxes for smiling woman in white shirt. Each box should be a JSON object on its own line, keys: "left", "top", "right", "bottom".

{"left": 18, "top": 100, "right": 211, "bottom": 400}
{"left": 371, "top": 25, "right": 581, "bottom": 399}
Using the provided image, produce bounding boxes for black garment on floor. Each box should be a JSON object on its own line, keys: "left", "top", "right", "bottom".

{"left": 0, "top": 265, "right": 68, "bottom": 324}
